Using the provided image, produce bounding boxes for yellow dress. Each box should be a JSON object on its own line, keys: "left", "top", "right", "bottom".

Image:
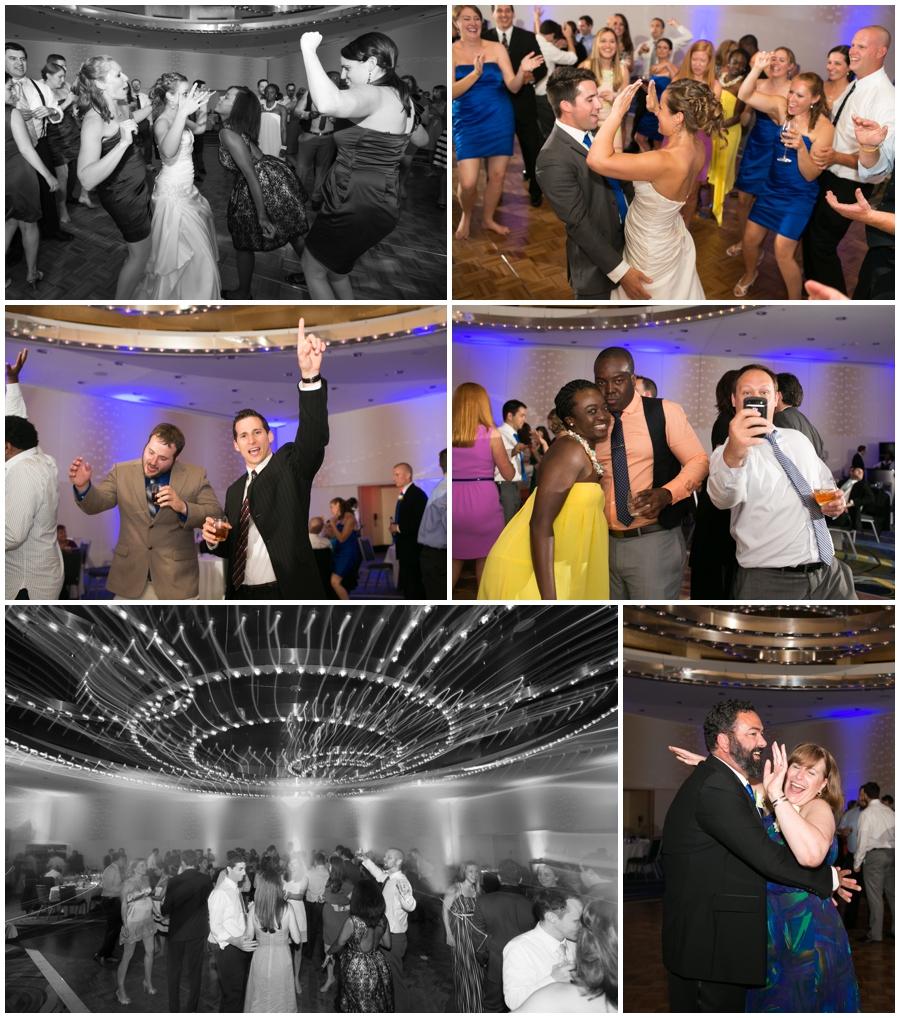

{"left": 708, "top": 88, "right": 741, "bottom": 226}
{"left": 477, "top": 482, "right": 609, "bottom": 600}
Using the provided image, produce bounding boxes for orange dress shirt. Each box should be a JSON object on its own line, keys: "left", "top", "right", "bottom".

{"left": 597, "top": 392, "right": 709, "bottom": 529}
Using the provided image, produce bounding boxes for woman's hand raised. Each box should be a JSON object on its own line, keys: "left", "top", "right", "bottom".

{"left": 646, "top": 78, "right": 659, "bottom": 113}
{"left": 762, "top": 741, "right": 788, "bottom": 803}
{"left": 520, "top": 51, "right": 544, "bottom": 74}
{"left": 611, "top": 78, "right": 642, "bottom": 120}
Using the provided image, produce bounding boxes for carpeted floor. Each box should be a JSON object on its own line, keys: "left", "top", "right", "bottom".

{"left": 835, "top": 531, "right": 895, "bottom": 598}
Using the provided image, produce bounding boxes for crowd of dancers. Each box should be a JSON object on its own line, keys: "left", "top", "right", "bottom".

{"left": 20, "top": 841, "right": 614, "bottom": 1012}
{"left": 451, "top": 7, "right": 894, "bottom": 300}
{"left": 6, "top": 30, "right": 444, "bottom": 299}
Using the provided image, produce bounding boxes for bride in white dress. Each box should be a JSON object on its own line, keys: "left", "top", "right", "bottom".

{"left": 587, "top": 77, "right": 725, "bottom": 300}
{"left": 135, "top": 75, "right": 221, "bottom": 298}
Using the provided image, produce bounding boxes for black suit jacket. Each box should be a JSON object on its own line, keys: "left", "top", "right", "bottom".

{"left": 535, "top": 124, "right": 632, "bottom": 298}
{"left": 161, "top": 869, "right": 212, "bottom": 942}
{"left": 472, "top": 888, "right": 535, "bottom": 986}
{"left": 851, "top": 452, "right": 866, "bottom": 472}
{"left": 662, "top": 754, "right": 834, "bottom": 987}
{"left": 211, "top": 383, "right": 328, "bottom": 598}
{"left": 484, "top": 25, "right": 546, "bottom": 118}
{"left": 394, "top": 482, "right": 427, "bottom": 560}
{"left": 845, "top": 477, "right": 874, "bottom": 511}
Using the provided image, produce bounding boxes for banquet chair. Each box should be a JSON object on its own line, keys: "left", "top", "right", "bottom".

{"left": 358, "top": 537, "right": 394, "bottom": 591}
{"left": 625, "top": 837, "right": 663, "bottom": 880}
{"left": 57, "top": 885, "right": 88, "bottom": 920}
{"left": 61, "top": 548, "right": 84, "bottom": 599}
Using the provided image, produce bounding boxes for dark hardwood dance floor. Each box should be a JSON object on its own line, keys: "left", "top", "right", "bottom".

{"left": 7, "top": 131, "right": 447, "bottom": 301}
{"left": 624, "top": 893, "right": 894, "bottom": 1013}
{"left": 6, "top": 897, "right": 454, "bottom": 1013}
{"left": 451, "top": 131, "right": 869, "bottom": 301}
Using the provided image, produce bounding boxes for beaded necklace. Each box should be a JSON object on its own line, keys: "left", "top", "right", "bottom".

{"left": 564, "top": 431, "right": 604, "bottom": 477}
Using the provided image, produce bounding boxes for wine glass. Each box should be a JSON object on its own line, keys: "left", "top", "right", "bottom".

{"left": 776, "top": 118, "right": 793, "bottom": 163}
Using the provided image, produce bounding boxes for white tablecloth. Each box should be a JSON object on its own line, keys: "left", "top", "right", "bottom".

{"left": 49, "top": 882, "right": 101, "bottom": 908}
{"left": 198, "top": 555, "right": 225, "bottom": 600}
{"left": 623, "top": 840, "right": 651, "bottom": 862}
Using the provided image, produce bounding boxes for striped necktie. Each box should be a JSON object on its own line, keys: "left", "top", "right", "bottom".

{"left": 231, "top": 470, "right": 257, "bottom": 589}
{"left": 764, "top": 431, "right": 834, "bottom": 565}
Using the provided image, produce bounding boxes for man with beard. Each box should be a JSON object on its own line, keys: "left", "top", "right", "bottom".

{"left": 662, "top": 699, "right": 845, "bottom": 1012}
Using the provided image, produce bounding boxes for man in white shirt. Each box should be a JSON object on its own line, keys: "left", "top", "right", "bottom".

{"left": 854, "top": 782, "right": 895, "bottom": 943}
{"left": 495, "top": 400, "right": 529, "bottom": 524}
{"left": 575, "top": 15, "right": 594, "bottom": 53}
{"left": 634, "top": 17, "right": 693, "bottom": 76}
{"left": 532, "top": 13, "right": 578, "bottom": 137}
{"left": 358, "top": 847, "right": 416, "bottom": 1009}
{"left": 208, "top": 851, "right": 257, "bottom": 1011}
{"left": 502, "top": 888, "right": 582, "bottom": 1009}
{"left": 6, "top": 350, "right": 64, "bottom": 600}
{"left": 804, "top": 25, "right": 894, "bottom": 292}
{"left": 838, "top": 789, "right": 865, "bottom": 928}
{"left": 708, "top": 364, "right": 855, "bottom": 599}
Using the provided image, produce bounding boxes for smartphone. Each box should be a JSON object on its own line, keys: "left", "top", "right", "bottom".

{"left": 743, "top": 396, "right": 767, "bottom": 430}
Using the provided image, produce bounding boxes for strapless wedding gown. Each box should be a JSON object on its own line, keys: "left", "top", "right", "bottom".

{"left": 135, "top": 128, "right": 221, "bottom": 298}
{"left": 612, "top": 179, "right": 705, "bottom": 299}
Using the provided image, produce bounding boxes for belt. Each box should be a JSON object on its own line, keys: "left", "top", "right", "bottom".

{"left": 771, "top": 562, "right": 826, "bottom": 573}
{"left": 453, "top": 477, "right": 494, "bottom": 482}
{"left": 609, "top": 523, "right": 667, "bottom": 539}
{"left": 236, "top": 581, "right": 280, "bottom": 591}
{"left": 308, "top": 130, "right": 333, "bottom": 137}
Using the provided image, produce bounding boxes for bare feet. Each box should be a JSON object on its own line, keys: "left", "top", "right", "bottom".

{"left": 482, "top": 218, "right": 510, "bottom": 236}
{"left": 455, "top": 212, "right": 471, "bottom": 241}
{"left": 59, "top": 211, "right": 71, "bottom": 224}
{"left": 78, "top": 197, "right": 95, "bottom": 209}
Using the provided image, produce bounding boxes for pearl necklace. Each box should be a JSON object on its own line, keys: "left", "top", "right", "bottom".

{"left": 720, "top": 72, "right": 745, "bottom": 89}
{"left": 564, "top": 431, "right": 604, "bottom": 476}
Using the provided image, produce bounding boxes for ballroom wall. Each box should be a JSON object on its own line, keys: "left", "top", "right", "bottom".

{"left": 623, "top": 710, "right": 895, "bottom": 836}
{"left": 5, "top": 765, "right": 614, "bottom": 881}
{"left": 8, "top": 38, "right": 266, "bottom": 92}
{"left": 268, "top": 20, "right": 447, "bottom": 95}
{"left": 451, "top": 343, "right": 895, "bottom": 474}
{"left": 20, "top": 384, "right": 445, "bottom": 570}
{"left": 498, "top": 4, "right": 895, "bottom": 79}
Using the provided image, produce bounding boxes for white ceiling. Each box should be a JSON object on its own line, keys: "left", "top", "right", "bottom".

{"left": 452, "top": 304, "right": 895, "bottom": 366}
{"left": 4, "top": 332, "right": 447, "bottom": 422}
{"left": 6, "top": 4, "right": 444, "bottom": 58}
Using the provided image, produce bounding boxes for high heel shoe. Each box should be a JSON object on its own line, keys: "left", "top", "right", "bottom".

{"left": 115, "top": 988, "right": 132, "bottom": 1005}
{"left": 725, "top": 242, "right": 742, "bottom": 256}
{"left": 733, "top": 269, "right": 758, "bottom": 297}
{"left": 142, "top": 979, "right": 157, "bottom": 995}
{"left": 25, "top": 269, "right": 44, "bottom": 291}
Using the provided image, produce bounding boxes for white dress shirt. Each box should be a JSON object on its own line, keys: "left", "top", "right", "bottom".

{"left": 553, "top": 119, "right": 630, "bottom": 283}
{"left": 359, "top": 859, "right": 416, "bottom": 932}
{"left": 634, "top": 23, "right": 694, "bottom": 76}
{"left": 132, "top": 90, "right": 150, "bottom": 111}
{"left": 502, "top": 923, "right": 574, "bottom": 1010}
{"left": 5, "top": 383, "right": 64, "bottom": 599}
{"left": 13, "top": 75, "right": 63, "bottom": 142}
{"left": 208, "top": 875, "right": 246, "bottom": 948}
{"left": 831, "top": 67, "right": 894, "bottom": 184}
{"left": 708, "top": 428, "right": 836, "bottom": 568}
{"left": 494, "top": 421, "right": 523, "bottom": 483}
{"left": 854, "top": 799, "right": 895, "bottom": 870}
{"left": 240, "top": 452, "right": 278, "bottom": 586}
{"left": 839, "top": 805, "right": 861, "bottom": 855}
{"left": 534, "top": 35, "right": 577, "bottom": 96}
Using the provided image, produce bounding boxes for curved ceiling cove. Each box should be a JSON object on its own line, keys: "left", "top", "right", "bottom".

{"left": 6, "top": 606, "right": 618, "bottom": 798}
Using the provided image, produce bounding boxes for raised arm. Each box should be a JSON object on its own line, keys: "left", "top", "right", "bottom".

{"left": 498, "top": 40, "right": 544, "bottom": 93}
{"left": 762, "top": 742, "right": 836, "bottom": 867}
{"left": 737, "top": 53, "right": 785, "bottom": 122}
{"left": 78, "top": 112, "right": 137, "bottom": 191}
{"left": 301, "top": 31, "right": 382, "bottom": 119}
{"left": 290, "top": 317, "right": 329, "bottom": 483}
{"left": 587, "top": 79, "right": 670, "bottom": 180}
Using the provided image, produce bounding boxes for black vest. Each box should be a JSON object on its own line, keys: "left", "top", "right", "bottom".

{"left": 642, "top": 397, "right": 693, "bottom": 530}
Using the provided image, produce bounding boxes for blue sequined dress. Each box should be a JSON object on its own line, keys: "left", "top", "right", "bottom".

{"left": 745, "top": 814, "right": 861, "bottom": 1013}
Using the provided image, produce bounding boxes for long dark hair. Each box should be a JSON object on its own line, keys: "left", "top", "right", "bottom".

{"left": 341, "top": 32, "right": 412, "bottom": 113}
{"left": 254, "top": 868, "right": 287, "bottom": 933}
{"left": 326, "top": 854, "right": 348, "bottom": 894}
{"left": 224, "top": 85, "right": 260, "bottom": 144}
{"left": 350, "top": 879, "right": 387, "bottom": 928}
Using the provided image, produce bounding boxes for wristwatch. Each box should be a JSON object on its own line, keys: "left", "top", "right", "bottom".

{"left": 301, "top": 373, "right": 321, "bottom": 384}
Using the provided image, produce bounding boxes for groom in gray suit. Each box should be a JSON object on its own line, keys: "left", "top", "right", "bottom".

{"left": 536, "top": 67, "right": 652, "bottom": 300}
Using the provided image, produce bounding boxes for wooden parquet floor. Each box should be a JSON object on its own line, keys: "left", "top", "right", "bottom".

{"left": 451, "top": 128, "right": 868, "bottom": 301}
{"left": 624, "top": 895, "right": 894, "bottom": 1013}
{"left": 7, "top": 132, "right": 447, "bottom": 300}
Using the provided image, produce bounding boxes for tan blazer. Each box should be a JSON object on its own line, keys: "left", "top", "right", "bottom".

{"left": 75, "top": 459, "right": 223, "bottom": 599}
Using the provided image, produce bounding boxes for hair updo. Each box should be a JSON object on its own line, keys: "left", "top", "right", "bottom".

{"left": 555, "top": 380, "right": 602, "bottom": 427}
{"left": 148, "top": 71, "right": 188, "bottom": 112}
{"left": 664, "top": 77, "right": 727, "bottom": 146}
{"left": 72, "top": 55, "right": 117, "bottom": 122}
{"left": 341, "top": 32, "right": 412, "bottom": 111}
{"left": 793, "top": 72, "right": 829, "bottom": 130}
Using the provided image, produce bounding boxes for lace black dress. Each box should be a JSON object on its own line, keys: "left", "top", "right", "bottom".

{"left": 339, "top": 915, "right": 394, "bottom": 1013}
{"left": 218, "top": 128, "right": 308, "bottom": 251}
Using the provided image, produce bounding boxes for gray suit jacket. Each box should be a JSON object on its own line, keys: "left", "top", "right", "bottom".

{"left": 535, "top": 123, "right": 632, "bottom": 298}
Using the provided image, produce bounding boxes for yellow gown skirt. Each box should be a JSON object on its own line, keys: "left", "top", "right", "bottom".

{"left": 708, "top": 89, "right": 742, "bottom": 227}
{"left": 477, "top": 482, "right": 609, "bottom": 601}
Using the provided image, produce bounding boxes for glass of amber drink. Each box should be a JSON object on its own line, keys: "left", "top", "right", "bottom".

{"left": 813, "top": 488, "right": 838, "bottom": 505}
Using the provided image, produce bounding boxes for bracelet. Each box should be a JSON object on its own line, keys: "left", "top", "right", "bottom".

{"left": 770, "top": 795, "right": 788, "bottom": 808}
{"left": 858, "top": 144, "right": 880, "bottom": 153}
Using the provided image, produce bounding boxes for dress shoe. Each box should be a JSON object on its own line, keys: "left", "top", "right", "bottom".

{"left": 284, "top": 272, "right": 306, "bottom": 286}
{"left": 92, "top": 952, "right": 106, "bottom": 966}
{"left": 530, "top": 194, "right": 543, "bottom": 208}
{"left": 49, "top": 230, "right": 74, "bottom": 243}
{"left": 522, "top": 170, "right": 530, "bottom": 181}
{"left": 857, "top": 935, "right": 880, "bottom": 943}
